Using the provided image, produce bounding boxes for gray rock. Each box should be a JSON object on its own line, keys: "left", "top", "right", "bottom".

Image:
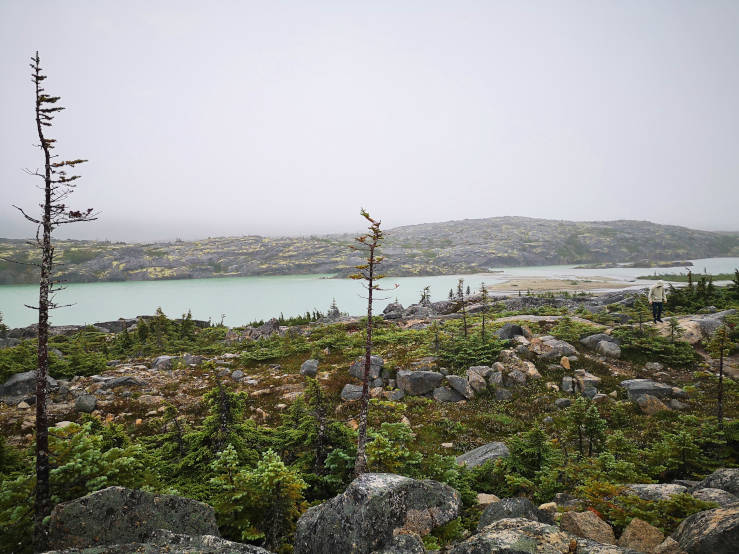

{"left": 350, "top": 356, "right": 384, "bottom": 381}
{"left": 182, "top": 354, "right": 204, "bottom": 366}
{"left": 468, "top": 366, "right": 495, "bottom": 379}
{"left": 388, "top": 389, "right": 405, "bottom": 402}
{"left": 691, "top": 488, "right": 739, "bottom": 508}
{"left": 447, "top": 375, "right": 474, "bottom": 399}
{"left": 496, "top": 323, "right": 524, "bottom": 340}
{"left": 341, "top": 384, "right": 364, "bottom": 401}
{"left": 672, "top": 504, "right": 739, "bottom": 554}
{"left": 382, "top": 302, "right": 404, "bottom": 320}
{"left": 396, "top": 370, "right": 443, "bottom": 396}
{"left": 562, "top": 376, "right": 575, "bottom": 393}
{"left": 300, "top": 359, "right": 319, "bottom": 377}
{"left": 466, "top": 370, "right": 488, "bottom": 394}
{"left": 580, "top": 333, "right": 619, "bottom": 349}
{"left": 504, "top": 369, "right": 527, "bottom": 387}
{"left": 231, "top": 370, "right": 245, "bottom": 381}
{"left": 370, "top": 533, "right": 425, "bottom": 554}
{"left": 695, "top": 468, "right": 739, "bottom": 496}
{"left": 669, "top": 398, "right": 688, "bottom": 410}
{"left": 555, "top": 398, "right": 572, "bottom": 409}
{"left": 626, "top": 483, "right": 687, "bottom": 501}
{"left": 430, "top": 300, "right": 459, "bottom": 315}
{"left": 477, "top": 498, "right": 552, "bottom": 531}
{"left": 456, "top": 442, "right": 510, "bottom": 468}
{"left": 151, "top": 355, "right": 180, "bottom": 371}
{"left": 0, "top": 370, "right": 58, "bottom": 399}
{"left": 495, "top": 388, "right": 512, "bottom": 401}
{"left": 100, "top": 376, "right": 146, "bottom": 389}
{"left": 433, "top": 386, "right": 465, "bottom": 403}
{"left": 620, "top": 379, "right": 674, "bottom": 401}
{"left": 450, "top": 518, "right": 638, "bottom": 554}
{"left": 539, "top": 338, "right": 578, "bottom": 360}
{"left": 47, "top": 486, "right": 220, "bottom": 550}
{"left": 75, "top": 394, "right": 97, "bottom": 413}
{"left": 43, "top": 529, "right": 272, "bottom": 553}
{"left": 645, "top": 362, "right": 664, "bottom": 371}
{"left": 294, "top": 473, "right": 460, "bottom": 554}
{"left": 596, "top": 340, "right": 621, "bottom": 358}
{"left": 488, "top": 370, "right": 503, "bottom": 386}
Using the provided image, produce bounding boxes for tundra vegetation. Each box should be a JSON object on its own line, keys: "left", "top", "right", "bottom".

{"left": 0, "top": 279, "right": 737, "bottom": 553}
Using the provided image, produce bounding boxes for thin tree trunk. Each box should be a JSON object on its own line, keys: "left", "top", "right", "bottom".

{"left": 718, "top": 348, "right": 724, "bottom": 428}
{"left": 355, "top": 245, "right": 374, "bottom": 476}
{"left": 33, "top": 62, "right": 53, "bottom": 551}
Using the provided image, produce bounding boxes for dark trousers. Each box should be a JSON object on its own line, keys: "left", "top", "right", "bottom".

{"left": 652, "top": 302, "right": 663, "bottom": 322}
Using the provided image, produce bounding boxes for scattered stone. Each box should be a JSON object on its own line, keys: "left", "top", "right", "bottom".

{"left": 637, "top": 394, "right": 670, "bottom": 415}
{"left": 294, "top": 473, "right": 460, "bottom": 554}
{"left": 669, "top": 399, "right": 688, "bottom": 410}
{"left": 538, "top": 338, "right": 578, "bottom": 360}
{"left": 478, "top": 497, "right": 552, "bottom": 531}
{"left": 645, "top": 362, "right": 664, "bottom": 372}
{"left": 653, "top": 536, "right": 685, "bottom": 554}
{"left": 562, "top": 376, "right": 575, "bottom": 393}
{"left": 441, "top": 442, "right": 453, "bottom": 449}
{"left": 574, "top": 369, "right": 601, "bottom": 393}
{"left": 340, "top": 384, "right": 364, "bottom": 401}
{"left": 620, "top": 379, "right": 674, "bottom": 401}
{"left": 46, "top": 486, "right": 220, "bottom": 550}
{"left": 695, "top": 468, "right": 739, "bottom": 496}
{"left": 487, "top": 370, "right": 503, "bottom": 386}
{"left": 538, "top": 502, "right": 557, "bottom": 521}
{"left": 581, "top": 333, "right": 619, "bottom": 349}
{"left": 0, "top": 370, "right": 57, "bottom": 399}
{"left": 75, "top": 394, "right": 97, "bottom": 413}
{"left": 100, "top": 376, "right": 146, "bottom": 389}
{"left": 151, "top": 355, "right": 180, "bottom": 371}
{"left": 447, "top": 375, "right": 474, "bottom": 399}
{"left": 626, "top": 483, "right": 687, "bottom": 501}
{"left": 476, "top": 493, "right": 500, "bottom": 506}
{"left": 672, "top": 504, "right": 739, "bottom": 554}
{"left": 370, "top": 533, "right": 425, "bottom": 554}
{"left": 300, "top": 359, "right": 319, "bottom": 377}
{"left": 504, "top": 369, "right": 527, "bottom": 387}
{"left": 456, "top": 442, "right": 510, "bottom": 468}
{"left": 466, "top": 370, "right": 487, "bottom": 394}
{"left": 54, "top": 421, "right": 76, "bottom": 429}
{"left": 17, "top": 401, "right": 30, "bottom": 409}
{"left": 396, "top": 370, "right": 443, "bottom": 396}
{"left": 555, "top": 398, "right": 572, "bottom": 409}
{"left": 495, "top": 323, "right": 524, "bottom": 340}
{"left": 596, "top": 340, "right": 621, "bottom": 358}
{"left": 387, "top": 389, "right": 405, "bottom": 402}
{"left": 561, "top": 356, "right": 571, "bottom": 370}
{"left": 691, "top": 488, "right": 739, "bottom": 508}
{"left": 468, "top": 366, "right": 494, "bottom": 379}
{"left": 349, "top": 356, "right": 384, "bottom": 381}
{"left": 560, "top": 510, "right": 616, "bottom": 544}
{"left": 495, "top": 388, "right": 512, "bottom": 401}
{"left": 433, "top": 386, "right": 464, "bottom": 403}
{"left": 230, "top": 370, "right": 245, "bottom": 381}
{"left": 618, "top": 517, "right": 665, "bottom": 552}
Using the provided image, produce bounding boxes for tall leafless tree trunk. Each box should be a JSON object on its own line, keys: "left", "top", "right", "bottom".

{"left": 350, "top": 210, "right": 395, "bottom": 476}
{"left": 13, "top": 53, "right": 97, "bottom": 551}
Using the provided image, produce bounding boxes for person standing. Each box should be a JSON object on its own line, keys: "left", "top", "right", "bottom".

{"left": 648, "top": 280, "right": 667, "bottom": 323}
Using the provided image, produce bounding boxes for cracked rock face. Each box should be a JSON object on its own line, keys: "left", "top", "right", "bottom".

{"left": 294, "top": 473, "right": 460, "bottom": 554}
{"left": 672, "top": 505, "right": 739, "bottom": 554}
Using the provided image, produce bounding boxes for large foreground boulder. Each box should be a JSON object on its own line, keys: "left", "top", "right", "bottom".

{"left": 456, "top": 442, "right": 510, "bottom": 468}
{"left": 560, "top": 510, "right": 616, "bottom": 545}
{"left": 396, "top": 370, "right": 443, "bottom": 396}
{"left": 672, "top": 504, "right": 739, "bottom": 554}
{"left": 450, "top": 518, "right": 637, "bottom": 553}
{"left": 620, "top": 379, "right": 674, "bottom": 401}
{"left": 43, "top": 529, "right": 271, "bottom": 553}
{"left": 47, "top": 487, "right": 219, "bottom": 550}
{"left": 294, "top": 473, "right": 460, "bottom": 554}
{"left": 626, "top": 484, "right": 687, "bottom": 501}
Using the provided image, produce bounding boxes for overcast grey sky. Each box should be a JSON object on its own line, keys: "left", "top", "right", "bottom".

{"left": 1, "top": 0, "right": 737, "bottom": 241}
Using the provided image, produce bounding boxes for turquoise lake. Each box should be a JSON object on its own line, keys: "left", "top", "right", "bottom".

{"left": 0, "top": 257, "right": 737, "bottom": 328}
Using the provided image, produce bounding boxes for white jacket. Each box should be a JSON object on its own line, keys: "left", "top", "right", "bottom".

{"left": 648, "top": 281, "right": 667, "bottom": 303}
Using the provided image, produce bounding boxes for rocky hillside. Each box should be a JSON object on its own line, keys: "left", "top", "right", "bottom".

{"left": 1, "top": 217, "right": 736, "bottom": 284}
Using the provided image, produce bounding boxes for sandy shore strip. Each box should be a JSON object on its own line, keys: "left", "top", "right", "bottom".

{"left": 487, "top": 277, "right": 635, "bottom": 293}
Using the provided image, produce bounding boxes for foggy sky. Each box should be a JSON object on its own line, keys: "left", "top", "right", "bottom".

{"left": 1, "top": 0, "right": 738, "bottom": 242}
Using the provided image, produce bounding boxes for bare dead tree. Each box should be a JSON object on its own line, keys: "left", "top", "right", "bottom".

{"left": 15, "top": 52, "right": 97, "bottom": 551}
{"left": 349, "top": 209, "right": 396, "bottom": 476}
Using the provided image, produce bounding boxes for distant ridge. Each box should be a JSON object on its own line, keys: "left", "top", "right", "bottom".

{"left": 1, "top": 217, "right": 737, "bottom": 284}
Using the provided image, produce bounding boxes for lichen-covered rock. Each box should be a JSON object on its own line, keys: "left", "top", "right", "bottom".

{"left": 370, "top": 533, "right": 425, "bottom": 554}
{"left": 477, "top": 498, "right": 551, "bottom": 531}
{"left": 433, "top": 386, "right": 465, "bottom": 403}
{"left": 447, "top": 374, "right": 474, "bottom": 399}
{"left": 450, "top": 518, "right": 636, "bottom": 554}
{"left": 350, "top": 356, "right": 384, "bottom": 380}
{"left": 596, "top": 340, "right": 621, "bottom": 359}
{"left": 0, "top": 370, "right": 57, "bottom": 399}
{"left": 99, "top": 376, "right": 146, "bottom": 389}
{"left": 581, "top": 333, "right": 619, "bottom": 349}
{"left": 47, "top": 487, "right": 220, "bottom": 550}
{"left": 466, "top": 370, "right": 488, "bottom": 394}
{"left": 496, "top": 323, "right": 525, "bottom": 340}
{"left": 74, "top": 394, "right": 97, "bottom": 413}
{"left": 300, "top": 359, "right": 319, "bottom": 377}
{"left": 560, "top": 510, "right": 616, "bottom": 545}
{"left": 672, "top": 505, "right": 739, "bottom": 554}
{"left": 691, "top": 488, "right": 739, "bottom": 508}
{"left": 694, "top": 468, "right": 739, "bottom": 496}
{"left": 294, "top": 473, "right": 460, "bottom": 554}
{"left": 653, "top": 536, "right": 686, "bottom": 554}
{"left": 396, "top": 370, "right": 443, "bottom": 396}
{"left": 455, "top": 442, "right": 510, "bottom": 468}
{"left": 637, "top": 394, "right": 670, "bottom": 415}
{"left": 538, "top": 338, "right": 578, "bottom": 360}
{"left": 151, "top": 355, "right": 180, "bottom": 370}
{"left": 626, "top": 483, "right": 687, "bottom": 501}
{"left": 341, "top": 384, "right": 364, "bottom": 401}
{"left": 620, "top": 379, "right": 674, "bottom": 401}
{"left": 617, "top": 518, "right": 665, "bottom": 552}
{"left": 43, "top": 529, "right": 271, "bottom": 553}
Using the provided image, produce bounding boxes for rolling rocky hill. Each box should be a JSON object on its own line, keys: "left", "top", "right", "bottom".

{"left": 0, "top": 217, "right": 737, "bottom": 284}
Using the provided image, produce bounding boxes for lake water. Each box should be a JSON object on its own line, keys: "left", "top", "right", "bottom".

{"left": 0, "top": 257, "right": 736, "bottom": 328}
